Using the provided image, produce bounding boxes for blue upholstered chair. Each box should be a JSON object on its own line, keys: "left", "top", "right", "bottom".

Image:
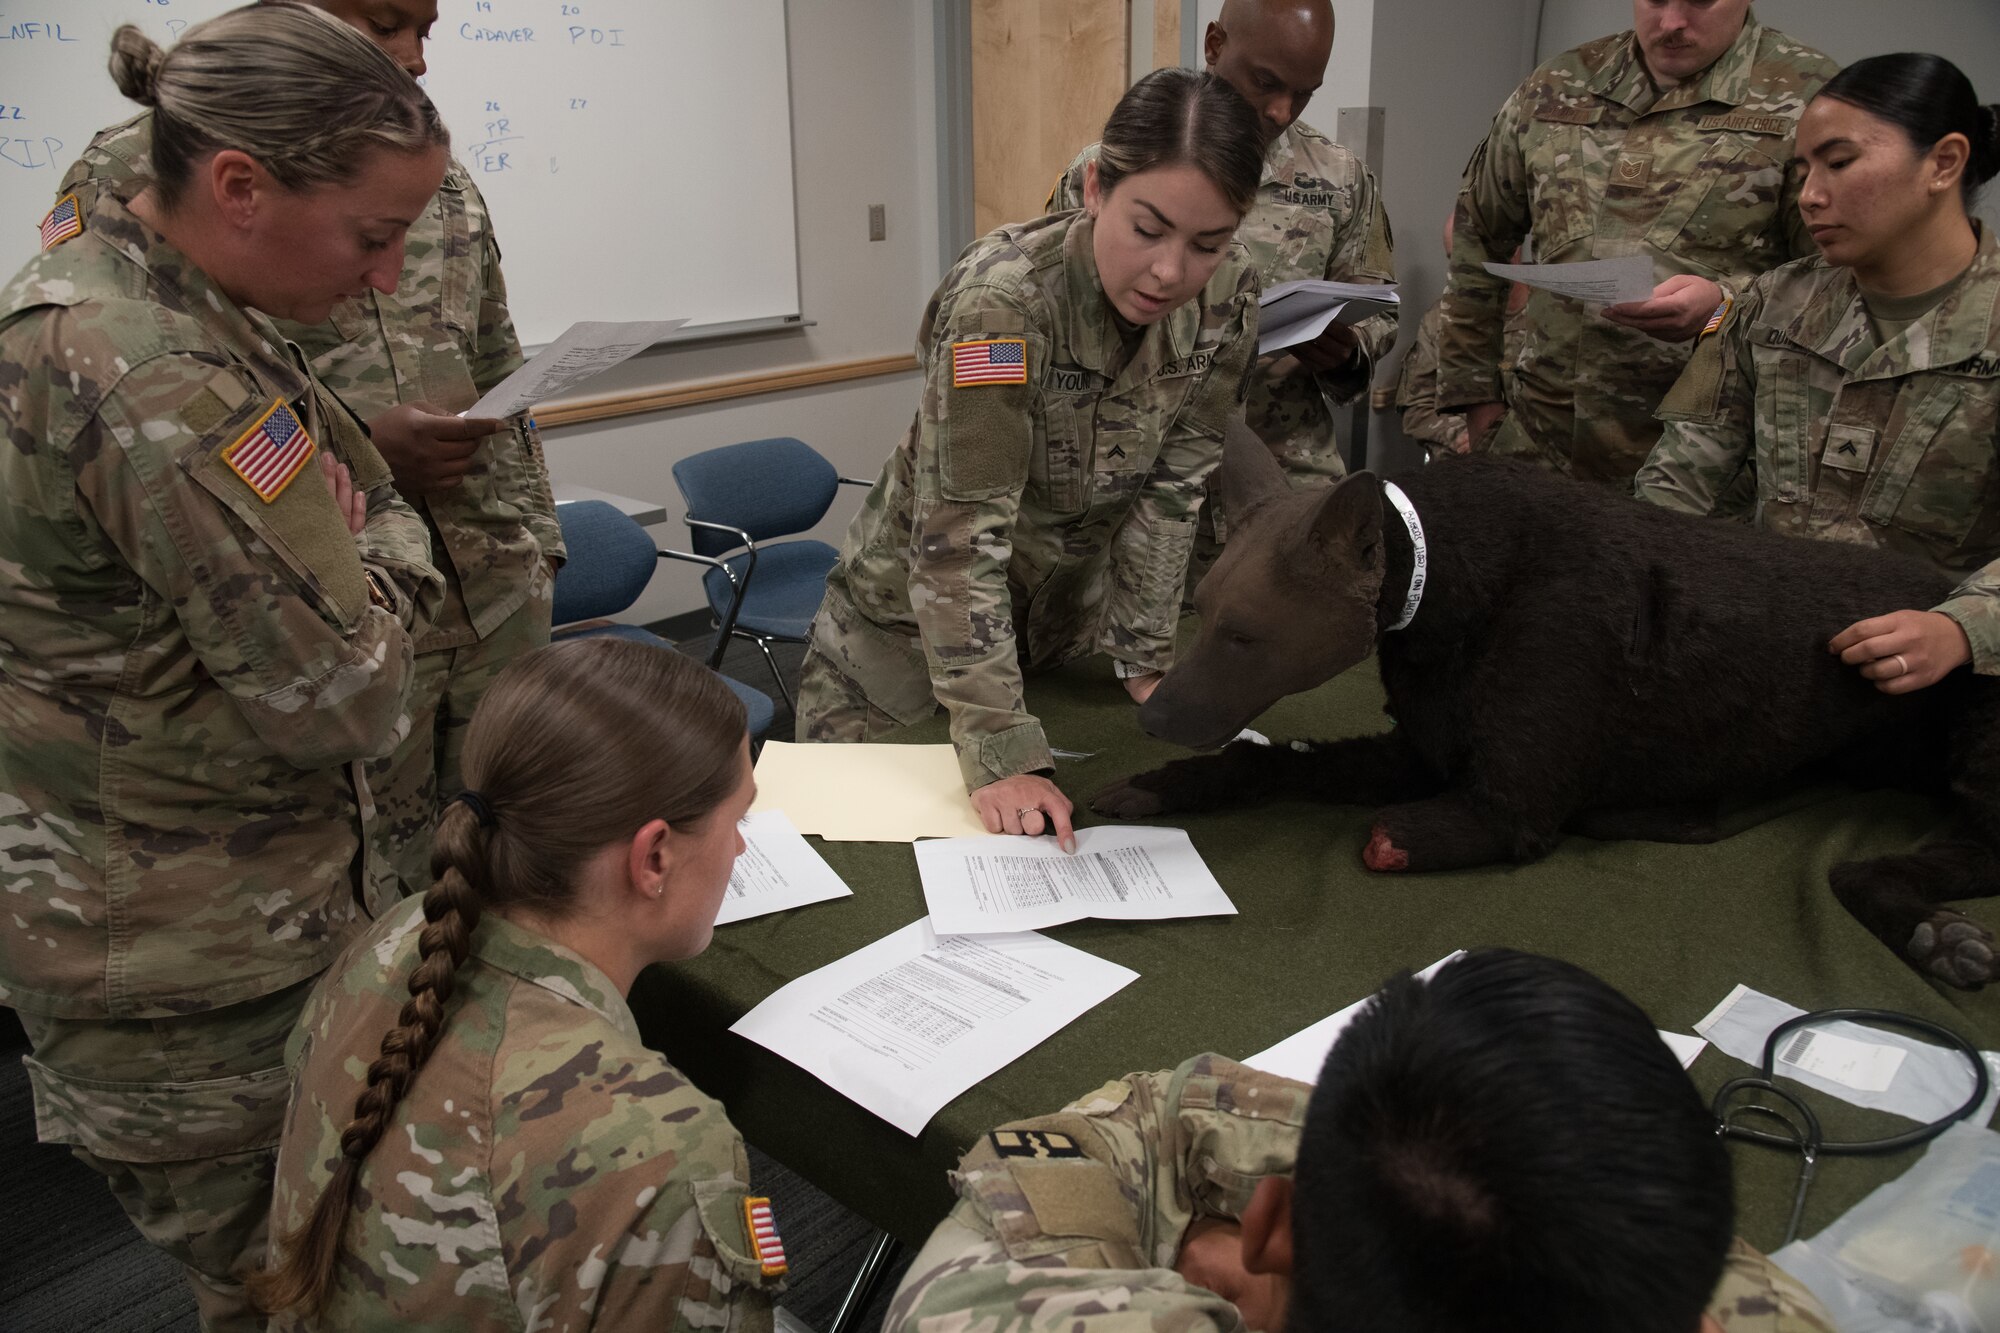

{"left": 550, "top": 499, "right": 777, "bottom": 740}
{"left": 669, "top": 437, "right": 870, "bottom": 710}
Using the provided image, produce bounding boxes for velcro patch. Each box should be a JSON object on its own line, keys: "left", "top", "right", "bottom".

{"left": 1535, "top": 104, "right": 1603, "bottom": 125}
{"left": 223, "top": 400, "right": 317, "bottom": 503}
{"left": 1697, "top": 113, "right": 1792, "bottom": 136}
{"left": 40, "top": 195, "right": 83, "bottom": 250}
{"left": 990, "top": 1129, "right": 1086, "bottom": 1160}
{"left": 1822, "top": 424, "right": 1877, "bottom": 473}
{"left": 952, "top": 338, "right": 1028, "bottom": 387}
{"left": 741, "top": 1196, "right": 788, "bottom": 1276}
{"left": 1612, "top": 154, "right": 1654, "bottom": 188}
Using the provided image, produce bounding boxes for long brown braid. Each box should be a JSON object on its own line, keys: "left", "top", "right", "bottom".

{"left": 252, "top": 638, "right": 746, "bottom": 1316}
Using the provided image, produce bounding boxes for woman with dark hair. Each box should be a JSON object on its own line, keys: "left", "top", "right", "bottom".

{"left": 256, "top": 637, "right": 782, "bottom": 1330}
{"left": 1638, "top": 53, "right": 2000, "bottom": 694}
{"left": 797, "top": 67, "right": 1266, "bottom": 843}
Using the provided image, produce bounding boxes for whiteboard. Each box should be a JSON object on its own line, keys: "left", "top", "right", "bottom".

{"left": 0, "top": 1, "right": 801, "bottom": 346}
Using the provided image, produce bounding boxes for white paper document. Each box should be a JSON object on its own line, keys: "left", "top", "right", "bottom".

{"left": 1257, "top": 279, "right": 1400, "bottom": 356}
{"left": 1246, "top": 950, "right": 1706, "bottom": 1082}
{"left": 714, "top": 810, "right": 854, "bottom": 926}
{"left": 916, "top": 826, "right": 1235, "bottom": 936}
{"left": 750, "top": 741, "right": 990, "bottom": 842}
{"left": 1483, "top": 256, "right": 1654, "bottom": 305}
{"left": 730, "top": 919, "right": 1138, "bottom": 1134}
{"left": 463, "top": 319, "right": 687, "bottom": 418}
{"left": 1245, "top": 952, "right": 1464, "bottom": 1081}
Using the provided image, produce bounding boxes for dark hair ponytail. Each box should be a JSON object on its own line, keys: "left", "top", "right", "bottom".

{"left": 1818, "top": 54, "right": 1998, "bottom": 202}
{"left": 1096, "top": 67, "right": 1264, "bottom": 217}
{"left": 251, "top": 638, "right": 747, "bottom": 1317}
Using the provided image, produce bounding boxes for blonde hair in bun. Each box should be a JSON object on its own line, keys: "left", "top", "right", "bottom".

{"left": 104, "top": 2, "right": 448, "bottom": 210}
{"left": 106, "top": 25, "right": 168, "bottom": 108}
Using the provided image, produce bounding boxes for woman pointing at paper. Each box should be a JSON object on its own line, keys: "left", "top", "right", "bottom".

{"left": 797, "top": 68, "right": 1266, "bottom": 843}
{"left": 255, "top": 638, "right": 788, "bottom": 1330}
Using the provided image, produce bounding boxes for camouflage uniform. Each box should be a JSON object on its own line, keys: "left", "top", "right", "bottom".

{"left": 1636, "top": 229, "right": 2000, "bottom": 674}
{"left": 886, "top": 1054, "right": 1835, "bottom": 1333}
{"left": 1439, "top": 15, "right": 1838, "bottom": 483}
{"left": 797, "top": 212, "right": 1259, "bottom": 791}
{"left": 1396, "top": 299, "right": 1529, "bottom": 455}
{"left": 61, "top": 113, "right": 564, "bottom": 907}
{"left": 0, "top": 180, "right": 441, "bottom": 1329}
{"left": 269, "top": 895, "right": 785, "bottom": 1332}
{"left": 1052, "top": 122, "right": 1397, "bottom": 540}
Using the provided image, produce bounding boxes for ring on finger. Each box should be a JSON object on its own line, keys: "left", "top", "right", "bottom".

{"left": 1893, "top": 653, "right": 1910, "bottom": 678}
{"left": 1016, "top": 806, "right": 1038, "bottom": 819}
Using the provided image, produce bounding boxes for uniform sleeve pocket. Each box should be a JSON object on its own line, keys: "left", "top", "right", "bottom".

{"left": 182, "top": 398, "right": 370, "bottom": 629}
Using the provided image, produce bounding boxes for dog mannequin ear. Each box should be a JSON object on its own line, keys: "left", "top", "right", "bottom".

{"left": 1307, "top": 470, "right": 1383, "bottom": 568}
{"left": 1219, "top": 416, "right": 1289, "bottom": 524}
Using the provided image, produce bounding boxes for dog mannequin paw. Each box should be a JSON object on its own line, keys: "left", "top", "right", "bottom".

{"left": 1090, "top": 777, "right": 1169, "bottom": 819}
{"left": 1363, "top": 826, "right": 1411, "bottom": 871}
{"left": 1907, "top": 911, "right": 1996, "bottom": 990}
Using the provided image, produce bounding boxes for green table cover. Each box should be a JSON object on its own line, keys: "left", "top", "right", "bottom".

{"left": 629, "top": 648, "right": 2000, "bottom": 1251}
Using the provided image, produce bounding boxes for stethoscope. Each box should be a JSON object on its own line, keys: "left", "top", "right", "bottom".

{"left": 1712, "top": 1009, "right": 1990, "bottom": 1245}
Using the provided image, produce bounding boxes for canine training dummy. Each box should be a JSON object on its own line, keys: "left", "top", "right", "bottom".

{"left": 1092, "top": 425, "right": 2000, "bottom": 987}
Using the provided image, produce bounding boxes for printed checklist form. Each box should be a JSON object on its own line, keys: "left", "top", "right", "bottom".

{"left": 714, "top": 811, "right": 853, "bottom": 926}
{"left": 915, "top": 826, "right": 1236, "bottom": 936}
{"left": 730, "top": 919, "right": 1137, "bottom": 1134}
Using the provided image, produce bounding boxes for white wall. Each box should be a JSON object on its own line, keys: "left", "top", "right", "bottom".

{"left": 1365, "top": 0, "right": 1539, "bottom": 469}
{"left": 540, "top": 0, "right": 938, "bottom": 625}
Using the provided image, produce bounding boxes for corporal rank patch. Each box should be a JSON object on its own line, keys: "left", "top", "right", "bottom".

{"left": 990, "top": 1129, "right": 1086, "bottom": 1160}
{"left": 224, "top": 400, "right": 317, "bottom": 503}
{"left": 953, "top": 338, "right": 1028, "bottom": 388}
{"left": 742, "top": 1196, "right": 789, "bottom": 1276}
{"left": 40, "top": 195, "right": 83, "bottom": 251}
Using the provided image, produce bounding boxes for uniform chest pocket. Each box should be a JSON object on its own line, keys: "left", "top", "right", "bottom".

{"left": 1643, "top": 136, "right": 1788, "bottom": 277}
{"left": 1862, "top": 378, "right": 1996, "bottom": 547}
{"left": 1033, "top": 392, "right": 1096, "bottom": 516}
{"left": 1242, "top": 202, "right": 1337, "bottom": 279}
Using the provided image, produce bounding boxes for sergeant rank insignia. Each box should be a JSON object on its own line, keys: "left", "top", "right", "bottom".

{"left": 40, "top": 195, "right": 83, "bottom": 250}
{"left": 953, "top": 338, "right": 1028, "bottom": 387}
{"left": 989, "top": 1129, "right": 1087, "bottom": 1160}
{"left": 225, "top": 400, "right": 317, "bottom": 503}
{"left": 742, "top": 1196, "right": 789, "bottom": 1277}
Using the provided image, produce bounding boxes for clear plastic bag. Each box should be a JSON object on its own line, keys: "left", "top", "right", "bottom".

{"left": 1775, "top": 1124, "right": 2000, "bottom": 1332}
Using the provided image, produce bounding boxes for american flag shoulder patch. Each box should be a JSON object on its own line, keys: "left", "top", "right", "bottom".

{"left": 40, "top": 195, "right": 83, "bottom": 251}
{"left": 1700, "top": 293, "right": 1733, "bottom": 340}
{"left": 952, "top": 337, "right": 1028, "bottom": 388}
{"left": 223, "top": 400, "right": 317, "bottom": 503}
{"left": 742, "top": 1196, "right": 788, "bottom": 1277}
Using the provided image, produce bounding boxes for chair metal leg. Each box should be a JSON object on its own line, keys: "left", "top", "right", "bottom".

{"left": 826, "top": 1230, "right": 903, "bottom": 1333}
{"left": 749, "top": 634, "right": 795, "bottom": 713}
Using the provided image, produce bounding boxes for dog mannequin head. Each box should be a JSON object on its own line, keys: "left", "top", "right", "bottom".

{"left": 1139, "top": 421, "right": 1389, "bottom": 748}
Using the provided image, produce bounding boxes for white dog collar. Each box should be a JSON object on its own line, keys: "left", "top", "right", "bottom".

{"left": 1382, "top": 482, "right": 1427, "bottom": 632}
